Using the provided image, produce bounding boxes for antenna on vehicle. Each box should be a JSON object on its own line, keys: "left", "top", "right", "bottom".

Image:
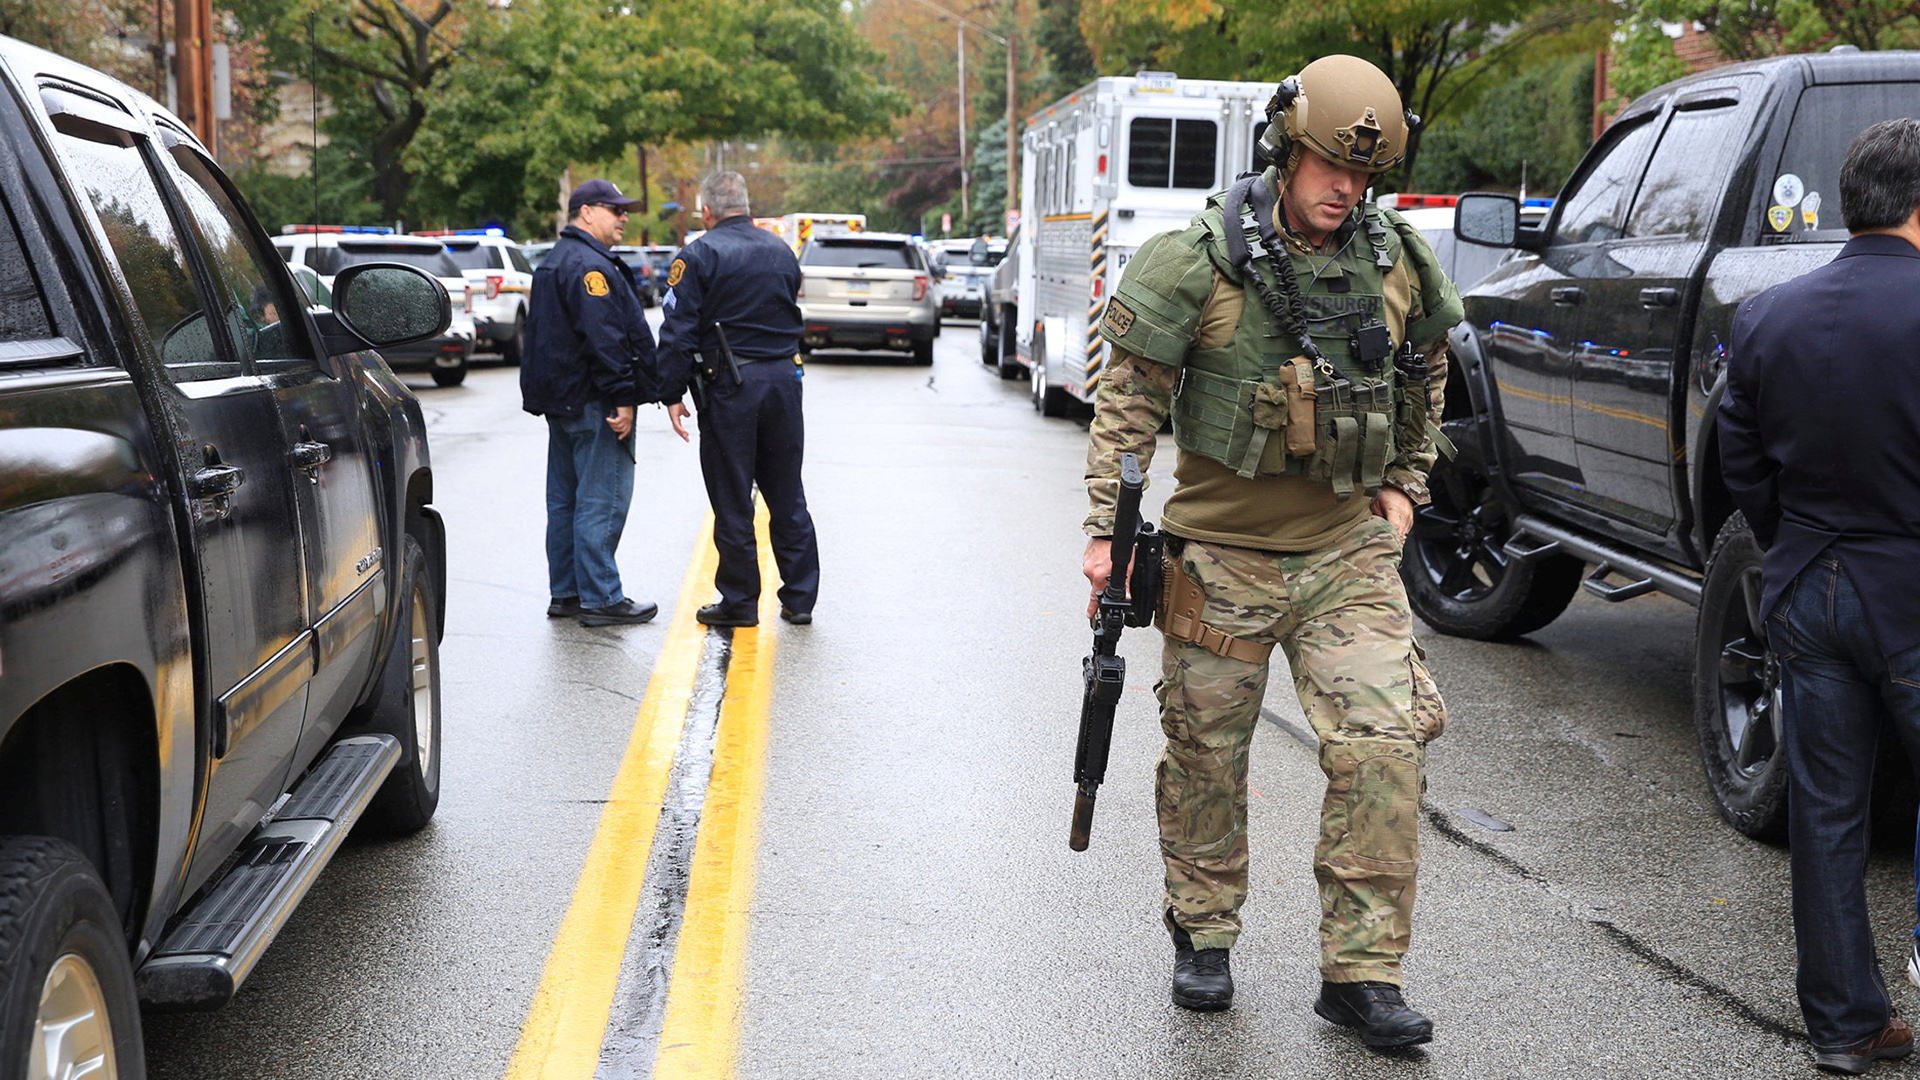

{"left": 310, "top": 14, "right": 319, "bottom": 229}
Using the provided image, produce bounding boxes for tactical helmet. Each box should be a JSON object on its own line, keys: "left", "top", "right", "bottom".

{"left": 1257, "top": 55, "right": 1417, "bottom": 174}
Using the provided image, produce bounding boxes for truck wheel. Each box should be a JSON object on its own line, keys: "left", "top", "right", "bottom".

{"left": 1694, "top": 512, "right": 1787, "bottom": 840}
{"left": 0, "top": 837, "right": 145, "bottom": 1080}
{"left": 995, "top": 315, "right": 1021, "bottom": 381}
{"left": 912, "top": 338, "right": 934, "bottom": 366}
{"left": 430, "top": 358, "right": 467, "bottom": 388}
{"left": 978, "top": 317, "right": 996, "bottom": 366}
{"left": 1402, "top": 434, "right": 1584, "bottom": 639}
{"left": 354, "top": 535, "right": 442, "bottom": 834}
{"left": 1031, "top": 329, "right": 1070, "bottom": 417}
{"left": 501, "top": 312, "right": 525, "bottom": 368}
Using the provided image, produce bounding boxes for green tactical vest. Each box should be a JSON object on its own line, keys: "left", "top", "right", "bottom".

{"left": 1101, "top": 180, "right": 1458, "bottom": 500}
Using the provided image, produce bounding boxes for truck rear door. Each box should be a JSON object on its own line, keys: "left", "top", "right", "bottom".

{"left": 1567, "top": 82, "right": 1753, "bottom": 540}
{"left": 44, "top": 91, "right": 310, "bottom": 891}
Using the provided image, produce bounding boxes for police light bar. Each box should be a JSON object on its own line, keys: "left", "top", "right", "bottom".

{"left": 1374, "top": 193, "right": 1458, "bottom": 209}
{"left": 281, "top": 224, "right": 394, "bottom": 235}
{"left": 414, "top": 227, "right": 508, "bottom": 237}
{"left": 1523, "top": 197, "right": 1555, "bottom": 208}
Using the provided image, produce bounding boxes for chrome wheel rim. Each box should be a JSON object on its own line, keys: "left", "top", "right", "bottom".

{"left": 410, "top": 586, "right": 434, "bottom": 773}
{"left": 32, "top": 954, "right": 118, "bottom": 1080}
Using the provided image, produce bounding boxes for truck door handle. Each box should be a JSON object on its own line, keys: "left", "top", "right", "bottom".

{"left": 1550, "top": 287, "right": 1584, "bottom": 306}
{"left": 1639, "top": 287, "right": 1680, "bottom": 308}
{"left": 290, "top": 440, "right": 332, "bottom": 481}
{"left": 189, "top": 463, "right": 245, "bottom": 499}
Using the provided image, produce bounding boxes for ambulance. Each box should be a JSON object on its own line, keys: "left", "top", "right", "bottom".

{"left": 1008, "top": 72, "right": 1278, "bottom": 415}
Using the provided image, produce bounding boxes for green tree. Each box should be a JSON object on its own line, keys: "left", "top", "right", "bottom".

{"left": 1412, "top": 51, "right": 1595, "bottom": 195}
{"left": 1078, "top": 0, "right": 1612, "bottom": 183}
{"left": 1610, "top": 0, "right": 1920, "bottom": 103}
{"left": 408, "top": 0, "right": 905, "bottom": 235}
{"left": 234, "top": 0, "right": 468, "bottom": 222}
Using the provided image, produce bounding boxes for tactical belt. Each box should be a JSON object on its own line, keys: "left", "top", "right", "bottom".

{"left": 1156, "top": 548, "right": 1275, "bottom": 664}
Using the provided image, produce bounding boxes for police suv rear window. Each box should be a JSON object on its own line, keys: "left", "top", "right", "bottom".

{"left": 443, "top": 243, "right": 501, "bottom": 271}
{"left": 803, "top": 241, "right": 917, "bottom": 270}
{"left": 328, "top": 243, "right": 462, "bottom": 277}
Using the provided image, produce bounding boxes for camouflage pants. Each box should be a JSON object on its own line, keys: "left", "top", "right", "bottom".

{"left": 1155, "top": 515, "right": 1445, "bottom": 984}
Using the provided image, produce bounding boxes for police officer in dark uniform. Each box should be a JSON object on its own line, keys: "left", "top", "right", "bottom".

{"left": 659, "top": 171, "right": 819, "bottom": 627}
{"left": 522, "top": 178, "right": 661, "bottom": 627}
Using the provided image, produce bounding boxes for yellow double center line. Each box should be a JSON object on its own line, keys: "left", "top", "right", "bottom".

{"left": 505, "top": 511, "right": 778, "bottom": 1080}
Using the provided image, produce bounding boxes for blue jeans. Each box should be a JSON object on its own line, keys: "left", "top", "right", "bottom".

{"left": 545, "top": 405, "right": 634, "bottom": 609}
{"left": 1770, "top": 556, "right": 1920, "bottom": 1052}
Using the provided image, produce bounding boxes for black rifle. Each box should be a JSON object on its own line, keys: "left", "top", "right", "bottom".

{"left": 1070, "top": 451, "right": 1162, "bottom": 851}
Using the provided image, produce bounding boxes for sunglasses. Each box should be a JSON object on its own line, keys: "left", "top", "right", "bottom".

{"left": 592, "top": 203, "right": 631, "bottom": 217}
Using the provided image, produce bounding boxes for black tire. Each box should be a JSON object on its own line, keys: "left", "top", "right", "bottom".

{"left": 1401, "top": 426, "right": 1585, "bottom": 639}
{"left": 1030, "top": 329, "right": 1070, "bottom": 417}
{"left": 352, "top": 535, "right": 443, "bottom": 834}
{"left": 995, "top": 313, "right": 1021, "bottom": 381}
{"left": 0, "top": 836, "right": 145, "bottom": 1080}
{"left": 912, "top": 338, "right": 934, "bottom": 365}
{"left": 978, "top": 317, "right": 996, "bottom": 366}
{"left": 430, "top": 358, "right": 467, "bottom": 388}
{"left": 1694, "top": 511, "right": 1787, "bottom": 840}
{"left": 501, "top": 311, "right": 525, "bottom": 367}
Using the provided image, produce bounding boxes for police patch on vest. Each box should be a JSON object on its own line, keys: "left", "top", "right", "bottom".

{"left": 667, "top": 259, "right": 686, "bottom": 287}
{"left": 583, "top": 271, "right": 610, "bottom": 297}
{"left": 1301, "top": 293, "right": 1383, "bottom": 321}
{"left": 1101, "top": 298, "right": 1137, "bottom": 336}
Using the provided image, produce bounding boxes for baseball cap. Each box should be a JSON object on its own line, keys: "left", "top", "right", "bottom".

{"left": 568, "top": 178, "right": 642, "bottom": 215}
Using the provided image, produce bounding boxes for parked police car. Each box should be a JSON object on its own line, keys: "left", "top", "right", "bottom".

{"left": 273, "top": 227, "right": 478, "bottom": 386}
{"left": 417, "top": 228, "right": 534, "bottom": 364}
{"left": 0, "top": 32, "right": 451, "bottom": 1079}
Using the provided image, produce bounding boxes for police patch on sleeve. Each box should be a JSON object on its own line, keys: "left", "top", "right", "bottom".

{"left": 1101, "top": 298, "right": 1137, "bottom": 337}
{"left": 583, "top": 271, "right": 610, "bottom": 297}
{"left": 667, "top": 259, "right": 686, "bottom": 287}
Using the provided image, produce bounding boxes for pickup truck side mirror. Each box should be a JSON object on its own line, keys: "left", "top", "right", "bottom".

{"left": 1455, "top": 192, "right": 1520, "bottom": 248}
{"left": 318, "top": 263, "right": 451, "bottom": 356}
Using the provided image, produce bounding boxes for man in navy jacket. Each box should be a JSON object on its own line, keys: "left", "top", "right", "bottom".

{"left": 1720, "top": 118, "right": 1920, "bottom": 1075}
{"left": 522, "top": 179, "right": 660, "bottom": 626}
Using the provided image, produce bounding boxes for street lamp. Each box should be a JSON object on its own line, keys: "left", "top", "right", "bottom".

{"left": 901, "top": 0, "right": 1013, "bottom": 229}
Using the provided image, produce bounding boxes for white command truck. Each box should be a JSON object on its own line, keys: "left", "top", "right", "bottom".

{"left": 1010, "top": 72, "right": 1277, "bottom": 415}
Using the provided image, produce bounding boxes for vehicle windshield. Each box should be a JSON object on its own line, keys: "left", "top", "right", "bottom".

{"left": 442, "top": 244, "right": 501, "bottom": 271}
{"left": 319, "top": 244, "right": 462, "bottom": 277}
{"left": 804, "top": 241, "right": 918, "bottom": 270}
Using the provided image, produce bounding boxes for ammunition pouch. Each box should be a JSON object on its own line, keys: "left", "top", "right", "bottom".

{"left": 1155, "top": 548, "right": 1275, "bottom": 664}
{"left": 1172, "top": 365, "right": 1397, "bottom": 498}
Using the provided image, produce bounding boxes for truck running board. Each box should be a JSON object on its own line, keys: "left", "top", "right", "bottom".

{"left": 1503, "top": 515, "right": 1703, "bottom": 607}
{"left": 136, "top": 735, "right": 401, "bottom": 1010}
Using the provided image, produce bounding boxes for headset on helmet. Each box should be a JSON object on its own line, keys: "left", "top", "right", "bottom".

{"left": 1256, "top": 56, "right": 1419, "bottom": 174}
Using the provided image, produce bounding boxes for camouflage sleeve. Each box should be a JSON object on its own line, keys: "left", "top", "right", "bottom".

{"left": 1084, "top": 347, "right": 1177, "bottom": 535}
{"left": 1384, "top": 341, "right": 1449, "bottom": 505}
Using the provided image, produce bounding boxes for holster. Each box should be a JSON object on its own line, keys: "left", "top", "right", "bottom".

{"left": 1154, "top": 544, "right": 1275, "bottom": 664}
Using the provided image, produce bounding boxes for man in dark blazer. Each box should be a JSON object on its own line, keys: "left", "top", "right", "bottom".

{"left": 1720, "top": 118, "right": 1920, "bottom": 1076}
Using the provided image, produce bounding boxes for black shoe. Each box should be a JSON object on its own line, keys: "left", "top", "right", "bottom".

{"left": 577, "top": 598, "right": 658, "bottom": 626}
{"left": 1314, "top": 980, "right": 1434, "bottom": 1050}
{"left": 696, "top": 603, "right": 758, "bottom": 627}
{"left": 779, "top": 607, "right": 812, "bottom": 625}
{"left": 547, "top": 596, "right": 580, "bottom": 618}
{"left": 1166, "top": 910, "right": 1233, "bottom": 1011}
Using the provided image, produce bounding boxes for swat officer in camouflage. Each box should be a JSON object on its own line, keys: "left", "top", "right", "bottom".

{"left": 1081, "top": 55, "right": 1460, "bottom": 1050}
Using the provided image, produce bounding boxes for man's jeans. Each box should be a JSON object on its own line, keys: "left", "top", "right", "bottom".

{"left": 545, "top": 405, "right": 634, "bottom": 610}
{"left": 1770, "top": 556, "right": 1920, "bottom": 1052}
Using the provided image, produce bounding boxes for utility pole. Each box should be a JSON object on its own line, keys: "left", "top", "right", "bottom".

{"left": 1005, "top": 26, "right": 1016, "bottom": 229}
{"left": 957, "top": 23, "right": 968, "bottom": 224}
{"left": 904, "top": 0, "right": 1009, "bottom": 233}
{"left": 173, "top": 0, "right": 214, "bottom": 143}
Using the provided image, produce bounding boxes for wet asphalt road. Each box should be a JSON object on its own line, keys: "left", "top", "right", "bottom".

{"left": 140, "top": 320, "right": 1920, "bottom": 1079}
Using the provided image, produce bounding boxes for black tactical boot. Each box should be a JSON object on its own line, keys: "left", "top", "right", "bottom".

{"left": 1165, "top": 909, "right": 1233, "bottom": 1012}
{"left": 1314, "top": 980, "right": 1434, "bottom": 1050}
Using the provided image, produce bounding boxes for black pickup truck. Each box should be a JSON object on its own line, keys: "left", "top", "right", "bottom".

{"left": 1408, "top": 49, "right": 1920, "bottom": 840}
{"left": 0, "top": 36, "right": 452, "bottom": 1076}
